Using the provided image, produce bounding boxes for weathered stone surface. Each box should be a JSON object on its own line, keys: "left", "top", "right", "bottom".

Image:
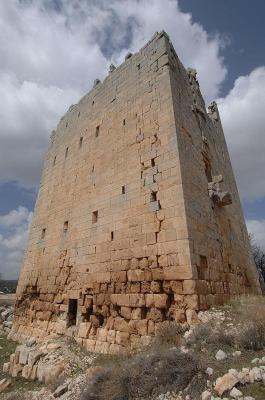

{"left": 53, "top": 383, "right": 68, "bottom": 398}
{"left": 214, "top": 372, "right": 239, "bottom": 396}
{"left": 215, "top": 349, "right": 227, "bottom": 361}
{"left": 201, "top": 390, "right": 211, "bottom": 400}
{"left": 37, "top": 360, "right": 65, "bottom": 384}
{"left": 0, "top": 378, "right": 11, "bottom": 393}
{"left": 12, "top": 30, "right": 261, "bottom": 354}
{"left": 229, "top": 387, "right": 243, "bottom": 398}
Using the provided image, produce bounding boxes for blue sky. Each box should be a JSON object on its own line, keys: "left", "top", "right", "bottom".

{"left": 0, "top": 0, "right": 264, "bottom": 279}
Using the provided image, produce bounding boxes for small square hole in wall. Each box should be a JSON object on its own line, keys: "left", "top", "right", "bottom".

{"left": 41, "top": 228, "right": 46, "bottom": 239}
{"left": 95, "top": 125, "right": 100, "bottom": 137}
{"left": 63, "top": 221, "right": 69, "bottom": 233}
{"left": 111, "top": 231, "right": 114, "bottom": 241}
{"left": 123, "top": 119, "right": 126, "bottom": 126}
{"left": 150, "top": 191, "right": 157, "bottom": 202}
{"left": 122, "top": 185, "right": 126, "bottom": 194}
{"left": 151, "top": 158, "right": 155, "bottom": 167}
{"left": 53, "top": 156, "right": 56, "bottom": 166}
{"left": 79, "top": 137, "right": 83, "bottom": 148}
{"left": 92, "top": 210, "right": 98, "bottom": 223}
{"left": 65, "top": 147, "right": 69, "bottom": 158}
{"left": 68, "top": 299, "right": 77, "bottom": 326}
{"left": 198, "top": 255, "right": 208, "bottom": 280}
{"left": 200, "top": 255, "right": 208, "bottom": 268}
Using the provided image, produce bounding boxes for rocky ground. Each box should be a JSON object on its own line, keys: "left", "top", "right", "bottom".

{"left": 1, "top": 297, "right": 265, "bottom": 400}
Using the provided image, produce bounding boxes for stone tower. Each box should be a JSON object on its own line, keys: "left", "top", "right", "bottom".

{"left": 12, "top": 32, "right": 260, "bottom": 353}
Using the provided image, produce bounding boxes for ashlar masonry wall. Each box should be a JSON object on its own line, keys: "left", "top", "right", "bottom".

{"left": 12, "top": 31, "right": 261, "bottom": 353}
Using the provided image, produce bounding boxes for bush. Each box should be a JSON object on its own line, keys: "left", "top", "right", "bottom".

{"left": 81, "top": 344, "right": 202, "bottom": 400}
{"left": 232, "top": 296, "right": 265, "bottom": 351}
{"left": 154, "top": 321, "right": 187, "bottom": 346}
{"left": 189, "top": 296, "right": 265, "bottom": 352}
{"left": 188, "top": 321, "right": 234, "bottom": 349}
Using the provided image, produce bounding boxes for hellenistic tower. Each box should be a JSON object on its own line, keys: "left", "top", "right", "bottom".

{"left": 12, "top": 32, "right": 261, "bottom": 353}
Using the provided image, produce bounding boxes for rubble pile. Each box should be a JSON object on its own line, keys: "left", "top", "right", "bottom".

{"left": 0, "top": 305, "right": 13, "bottom": 335}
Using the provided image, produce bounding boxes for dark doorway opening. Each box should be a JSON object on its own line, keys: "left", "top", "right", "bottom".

{"left": 68, "top": 299, "right": 78, "bottom": 326}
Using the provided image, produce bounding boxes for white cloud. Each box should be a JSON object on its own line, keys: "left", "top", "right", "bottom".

{"left": 247, "top": 219, "right": 265, "bottom": 251}
{"left": 111, "top": 0, "right": 227, "bottom": 101}
{"left": 0, "top": 71, "right": 81, "bottom": 186}
{"left": 218, "top": 67, "right": 265, "bottom": 201}
{"left": 0, "top": 207, "right": 32, "bottom": 279}
{"left": 0, "top": 0, "right": 227, "bottom": 187}
{"left": 0, "top": 206, "right": 30, "bottom": 228}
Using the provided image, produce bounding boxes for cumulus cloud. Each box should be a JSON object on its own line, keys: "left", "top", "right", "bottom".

{"left": 0, "top": 207, "right": 32, "bottom": 279}
{"left": 218, "top": 67, "right": 265, "bottom": 201}
{"left": 110, "top": 0, "right": 227, "bottom": 100}
{"left": 247, "top": 219, "right": 265, "bottom": 251}
{"left": 0, "top": 72, "right": 80, "bottom": 186}
{"left": 0, "top": 0, "right": 227, "bottom": 187}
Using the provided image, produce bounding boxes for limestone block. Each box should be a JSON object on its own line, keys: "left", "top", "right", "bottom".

{"left": 107, "top": 330, "right": 116, "bottom": 344}
{"left": 120, "top": 307, "right": 132, "bottom": 319}
{"left": 11, "top": 364, "right": 23, "bottom": 377}
{"left": 114, "top": 317, "right": 130, "bottom": 333}
{"left": 129, "top": 294, "right": 146, "bottom": 307}
{"left": 19, "top": 346, "right": 31, "bottom": 365}
{"left": 183, "top": 280, "right": 196, "bottom": 294}
{"left": 214, "top": 372, "right": 238, "bottom": 396}
{"left": 127, "top": 269, "right": 145, "bottom": 282}
{"left": 85, "top": 339, "right": 96, "bottom": 352}
{"left": 186, "top": 309, "right": 198, "bottom": 325}
{"left": 0, "top": 378, "right": 11, "bottom": 393}
{"left": 2, "top": 362, "right": 10, "bottom": 373}
{"left": 97, "top": 328, "right": 108, "bottom": 342}
{"left": 78, "top": 322, "right": 91, "bottom": 338}
{"left": 110, "top": 294, "right": 130, "bottom": 307}
{"left": 136, "top": 320, "right": 148, "bottom": 336}
{"left": 116, "top": 331, "right": 130, "bottom": 346}
{"left": 164, "top": 266, "right": 193, "bottom": 280}
{"left": 150, "top": 281, "right": 161, "bottom": 293}
{"left": 131, "top": 308, "right": 143, "bottom": 320}
{"left": 28, "top": 349, "right": 44, "bottom": 367}
{"left": 30, "top": 364, "right": 38, "bottom": 380}
{"left": 22, "top": 365, "right": 31, "bottom": 379}
{"left": 55, "top": 320, "right": 67, "bottom": 335}
{"left": 37, "top": 360, "right": 65, "bottom": 384}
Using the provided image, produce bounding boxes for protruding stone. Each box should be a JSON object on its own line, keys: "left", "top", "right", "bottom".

{"left": 229, "top": 387, "right": 243, "bottom": 398}
{"left": 53, "top": 383, "right": 68, "bottom": 398}
{"left": 214, "top": 372, "right": 238, "bottom": 396}
{"left": 0, "top": 378, "right": 11, "bottom": 393}
{"left": 215, "top": 349, "right": 227, "bottom": 361}
{"left": 201, "top": 390, "right": 211, "bottom": 400}
{"left": 93, "top": 79, "right": 101, "bottom": 88}
{"left": 109, "top": 64, "right": 116, "bottom": 73}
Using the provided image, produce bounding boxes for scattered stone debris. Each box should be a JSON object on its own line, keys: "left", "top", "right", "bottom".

{"left": 1, "top": 305, "right": 265, "bottom": 400}
{"left": 0, "top": 305, "right": 14, "bottom": 335}
{"left": 0, "top": 378, "right": 11, "bottom": 393}
{"left": 215, "top": 349, "right": 227, "bottom": 361}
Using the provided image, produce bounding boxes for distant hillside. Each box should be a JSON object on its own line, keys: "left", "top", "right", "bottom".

{"left": 0, "top": 280, "right": 17, "bottom": 294}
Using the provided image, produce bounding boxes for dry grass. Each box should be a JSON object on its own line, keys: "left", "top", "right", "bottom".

{"left": 188, "top": 296, "right": 265, "bottom": 352}
{"left": 81, "top": 343, "right": 203, "bottom": 400}
{"left": 154, "top": 321, "right": 187, "bottom": 346}
{"left": 231, "top": 296, "right": 265, "bottom": 351}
